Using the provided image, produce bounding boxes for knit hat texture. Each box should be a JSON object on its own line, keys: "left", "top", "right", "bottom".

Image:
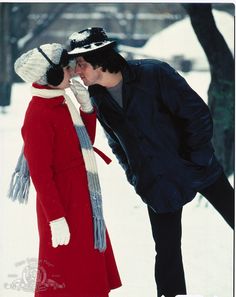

{"left": 14, "top": 43, "right": 64, "bottom": 85}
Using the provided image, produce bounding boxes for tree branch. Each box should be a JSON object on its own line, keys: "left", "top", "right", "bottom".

{"left": 19, "top": 3, "right": 72, "bottom": 52}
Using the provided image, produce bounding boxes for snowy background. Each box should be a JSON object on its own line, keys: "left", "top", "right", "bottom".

{"left": 0, "top": 9, "right": 234, "bottom": 297}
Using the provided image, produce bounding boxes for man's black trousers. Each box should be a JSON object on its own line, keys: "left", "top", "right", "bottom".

{"left": 147, "top": 173, "right": 234, "bottom": 297}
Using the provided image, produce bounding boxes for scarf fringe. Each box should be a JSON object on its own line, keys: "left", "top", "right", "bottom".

{"left": 8, "top": 171, "right": 30, "bottom": 204}
{"left": 8, "top": 148, "right": 30, "bottom": 204}
{"left": 94, "top": 216, "right": 106, "bottom": 252}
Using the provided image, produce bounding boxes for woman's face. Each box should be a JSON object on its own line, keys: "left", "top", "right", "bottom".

{"left": 49, "top": 66, "right": 73, "bottom": 90}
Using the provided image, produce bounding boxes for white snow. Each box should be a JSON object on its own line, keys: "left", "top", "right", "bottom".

{"left": 120, "top": 9, "right": 234, "bottom": 72}
{"left": 69, "top": 31, "right": 90, "bottom": 41}
{"left": 17, "top": 32, "right": 34, "bottom": 50}
{"left": 143, "top": 10, "right": 234, "bottom": 62}
{"left": 0, "top": 9, "right": 234, "bottom": 297}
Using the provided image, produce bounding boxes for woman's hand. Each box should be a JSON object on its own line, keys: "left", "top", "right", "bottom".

{"left": 49, "top": 217, "right": 70, "bottom": 248}
{"left": 70, "top": 79, "right": 93, "bottom": 113}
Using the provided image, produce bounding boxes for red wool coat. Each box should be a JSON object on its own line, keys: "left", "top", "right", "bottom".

{"left": 21, "top": 84, "right": 121, "bottom": 297}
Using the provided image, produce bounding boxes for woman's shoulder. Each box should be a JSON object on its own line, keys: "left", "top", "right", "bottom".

{"left": 28, "top": 96, "right": 64, "bottom": 114}
{"left": 23, "top": 98, "right": 54, "bottom": 126}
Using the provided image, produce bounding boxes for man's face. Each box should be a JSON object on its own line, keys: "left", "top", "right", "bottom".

{"left": 75, "top": 56, "right": 102, "bottom": 86}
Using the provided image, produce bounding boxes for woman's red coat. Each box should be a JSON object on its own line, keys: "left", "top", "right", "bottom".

{"left": 21, "top": 87, "right": 121, "bottom": 297}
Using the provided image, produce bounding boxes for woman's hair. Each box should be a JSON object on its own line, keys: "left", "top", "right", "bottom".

{"left": 81, "top": 47, "right": 127, "bottom": 73}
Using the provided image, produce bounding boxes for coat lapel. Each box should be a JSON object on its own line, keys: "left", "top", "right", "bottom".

{"left": 89, "top": 62, "right": 137, "bottom": 113}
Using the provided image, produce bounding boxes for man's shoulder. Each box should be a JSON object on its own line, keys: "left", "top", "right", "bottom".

{"left": 128, "top": 59, "right": 163, "bottom": 68}
{"left": 127, "top": 59, "right": 174, "bottom": 74}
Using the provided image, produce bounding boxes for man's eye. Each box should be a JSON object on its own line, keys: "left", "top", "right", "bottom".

{"left": 78, "top": 63, "right": 86, "bottom": 68}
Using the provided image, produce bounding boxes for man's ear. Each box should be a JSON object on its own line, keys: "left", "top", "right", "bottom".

{"left": 93, "top": 64, "right": 100, "bottom": 69}
{"left": 97, "top": 65, "right": 106, "bottom": 73}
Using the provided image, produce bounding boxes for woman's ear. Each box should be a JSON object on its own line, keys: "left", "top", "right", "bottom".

{"left": 46, "top": 65, "right": 64, "bottom": 86}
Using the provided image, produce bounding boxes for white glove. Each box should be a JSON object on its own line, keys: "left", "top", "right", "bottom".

{"left": 70, "top": 79, "right": 93, "bottom": 113}
{"left": 49, "top": 217, "right": 70, "bottom": 248}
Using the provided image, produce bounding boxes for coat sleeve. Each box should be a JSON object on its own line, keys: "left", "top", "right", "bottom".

{"left": 158, "top": 62, "right": 214, "bottom": 166}
{"left": 22, "top": 112, "right": 65, "bottom": 222}
{"left": 80, "top": 109, "right": 96, "bottom": 144}
{"left": 98, "top": 117, "right": 135, "bottom": 185}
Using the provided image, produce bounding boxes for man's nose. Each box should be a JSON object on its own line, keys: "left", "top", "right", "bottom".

{"left": 75, "top": 64, "right": 82, "bottom": 75}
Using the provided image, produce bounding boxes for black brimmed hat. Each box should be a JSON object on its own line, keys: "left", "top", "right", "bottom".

{"left": 68, "top": 27, "right": 116, "bottom": 55}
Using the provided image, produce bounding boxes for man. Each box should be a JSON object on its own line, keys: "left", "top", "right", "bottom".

{"left": 67, "top": 27, "right": 234, "bottom": 297}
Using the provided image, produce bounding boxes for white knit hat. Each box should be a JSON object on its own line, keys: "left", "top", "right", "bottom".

{"left": 14, "top": 43, "right": 64, "bottom": 85}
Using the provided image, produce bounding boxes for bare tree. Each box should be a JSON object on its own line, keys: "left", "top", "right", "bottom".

{"left": 182, "top": 3, "right": 234, "bottom": 176}
{"left": 0, "top": 3, "right": 70, "bottom": 111}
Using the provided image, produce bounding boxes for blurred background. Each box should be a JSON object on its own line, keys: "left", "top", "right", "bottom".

{"left": 0, "top": 3, "right": 234, "bottom": 297}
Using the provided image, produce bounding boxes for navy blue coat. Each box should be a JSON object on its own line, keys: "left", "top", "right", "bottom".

{"left": 89, "top": 59, "right": 223, "bottom": 213}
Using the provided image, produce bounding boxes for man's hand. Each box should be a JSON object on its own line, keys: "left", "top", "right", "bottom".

{"left": 49, "top": 217, "right": 70, "bottom": 248}
{"left": 70, "top": 79, "right": 93, "bottom": 113}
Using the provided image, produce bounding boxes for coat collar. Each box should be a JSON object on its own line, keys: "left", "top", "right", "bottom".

{"left": 32, "top": 83, "right": 53, "bottom": 90}
{"left": 89, "top": 61, "right": 137, "bottom": 95}
{"left": 120, "top": 61, "right": 137, "bottom": 84}
{"left": 89, "top": 61, "right": 139, "bottom": 112}
{"left": 31, "top": 84, "right": 65, "bottom": 106}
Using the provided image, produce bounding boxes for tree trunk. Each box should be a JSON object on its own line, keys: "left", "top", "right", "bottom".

{"left": 182, "top": 3, "right": 234, "bottom": 176}
{"left": 0, "top": 4, "right": 12, "bottom": 108}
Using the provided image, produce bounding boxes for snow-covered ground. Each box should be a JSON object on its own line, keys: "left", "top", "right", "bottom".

{"left": 0, "top": 70, "right": 233, "bottom": 297}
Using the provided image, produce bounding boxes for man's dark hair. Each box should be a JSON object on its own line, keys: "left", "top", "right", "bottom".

{"left": 81, "top": 47, "right": 127, "bottom": 73}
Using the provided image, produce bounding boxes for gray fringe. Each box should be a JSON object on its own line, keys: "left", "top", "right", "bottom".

{"left": 8, "top": 149, "right": 30, "bottom": 204}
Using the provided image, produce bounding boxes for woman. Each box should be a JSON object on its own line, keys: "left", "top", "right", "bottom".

{"left": 10, "top": 43, "right": 121, "bottom": 297}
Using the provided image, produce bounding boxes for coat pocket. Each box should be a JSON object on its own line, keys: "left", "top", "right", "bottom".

{"left": 179, "top": 157, "right": 208, "bottom": 180}
{"left": 133, "top": 155, "right": 164, "bottom": 196}
{"left": 141, "top": 174, "right": 196, "bottom": 213}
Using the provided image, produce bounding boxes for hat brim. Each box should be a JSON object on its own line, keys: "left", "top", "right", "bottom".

{"left": 68, "top": 41, "right": 116, "bottom": 56}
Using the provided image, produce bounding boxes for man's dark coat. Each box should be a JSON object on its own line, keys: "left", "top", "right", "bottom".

{"left": 89, "top": 59, "right": 222, "bottom": 213}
